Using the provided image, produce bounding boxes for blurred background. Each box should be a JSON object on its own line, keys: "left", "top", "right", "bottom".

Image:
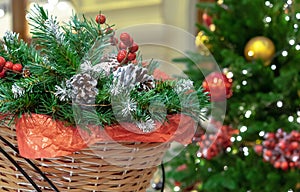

{"left": 0, "top": 0, "right": 204, "bottom": 40}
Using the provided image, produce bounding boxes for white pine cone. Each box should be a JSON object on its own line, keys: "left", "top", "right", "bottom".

{"left": 80, "top": 55, "right": 119, "bottom": 76}
{"left": 111, "top": 64, "right": 154, "bottom": 95}
{"left": 67, "top": 73, "right": 98, "bottom": 105}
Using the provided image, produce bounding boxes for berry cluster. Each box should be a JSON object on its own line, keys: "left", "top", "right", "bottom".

{"left": 116, "top": 32, "right": 139, "bottom": 64}
{"left": 0, "top": 56, "right": 23, "bottom": 78}
{"left": 196, "top": 121, "right": 238, "bottom": 160}
{"left": 254, "top": 129, "right": 300, "bottom": 170}
{"left": 202, "top": 71, "right": 233, "bottom": 102}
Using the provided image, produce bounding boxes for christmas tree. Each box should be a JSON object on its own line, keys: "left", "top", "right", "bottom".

{"left": 164, "top": 0, "right": 300, "bottom": 191}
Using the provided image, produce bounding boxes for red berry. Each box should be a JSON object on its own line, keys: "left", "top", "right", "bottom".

{"left": 95, "top": 14, "right": 106, "bottom": 24}
{"left": 254, "top": 145, "right": 263, "bottom": 154}
{"left": 117, "top": 50, "right": 127, "bottom": 63}
{"left": 280, "top": 161, "right": 289, "bottom": 171}
{"left": 289, "top": 162, "right": 295, "bottom": 168}
{"left": 264, "top": 150, "right": 272, "bottom": 157}
{"left": 129, "top": 43, "right": 139, "bottom": 53}
{"left": 4, "top": 61, "right": 13, "bottom": 70}
{"left": 127, "top": 52, "right": 136, "bottom": 61}
{"left": 120, "top": 33, "right": 133, "bottom": 46}
{"left": 120, "top": 32, "right": 131, "bottom": 42}
{"left": 0, "top": 56, "right": 6, "bottom": 67}
{"left": 12, "top": 63, "right": 23, "bottom": 72}
{"left": 0, "top": 69, "right": 6, "bottom": 78}
{"left": 289, "top": 141, "right": 299, "bottom": 150}
{"left": 274, "top": 161, "right": 281, "bottom": 169}
{"left": 118, "top": 42, "right": 127, "bottom": 50}
{"left": 278, "top": 141, "right": 286, "bottom": 150}
{"left": 105, "top": 27, "right": 114, "bottom": 34}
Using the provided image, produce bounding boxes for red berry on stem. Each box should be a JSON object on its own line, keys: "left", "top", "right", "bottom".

{"left": 264, "top": 150, "right": 272, "bottom": 157}
{"left": 95, "top": 14, "right": 106, "bottom": 24}
{"left": 127, "top": 52, "right": 136, "bottom": 61}
{"left": 254, "top": 145, "right": 263, "bottom": 154}
{"left": 280, "top": 161, "right": 289, "bottom": 171}
{"left": 12, "top": 63, "right": 23, "bottom": 72}
{"left": 129, "top": 43, "right": 139, "bottom": 53}
{"left": 120, "top": 32, "right": 131, "bottom": 42}
{"left": 0, "top": 69, "right": 6, "bottom": 78}
{"left": 105, "top": 27, "right": 114, "bottom": 34}
{"left": 117, "top": 50, "right": 127, "bottom": 63}
{"left": 118, "top": 42, "right": 127, "bottom": 50}
{"left": 290, "top": 141, "right": 299, "bottom": 150}
{"left": 4, "top": 61, "right": 13, "bottom": 70}
{"left": 0, "top": 56, "right": 6, "bottom": 67}
{"left": 120, "top": 33, "right": 133, "bottom": 46}
{"left": 274, "top": 161, "right": 281, "bottom": 169}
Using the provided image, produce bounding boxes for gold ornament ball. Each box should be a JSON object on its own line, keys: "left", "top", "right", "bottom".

{"left": 195, "top": 31, "right": 211, "bottom": 50}
{"left": 244, "top": 36, "right": 275, "bottom": 65}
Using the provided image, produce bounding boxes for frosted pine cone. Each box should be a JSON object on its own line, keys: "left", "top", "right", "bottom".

{"left": 111, "top": 64, "right": 154, "bottom": 95}
{"left": 66, "top": 73, "right": 98, "bottom": 105}
{"left": 81, "top": 55, "right": 119, "bottom": 77}
{"left": 94, "top": 55, "right": 120, "bottom": 76}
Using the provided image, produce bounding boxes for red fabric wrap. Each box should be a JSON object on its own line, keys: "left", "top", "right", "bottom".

{"left": 15, "top": 113, "right": 195, "bottom": 159}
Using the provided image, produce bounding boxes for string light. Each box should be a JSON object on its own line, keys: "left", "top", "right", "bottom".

{"left": 277, "top": 101, "right": 283, "bottom": 108}
{"left": 245, "top": 110, "right": 252, "bottom": 118}
{"left": 242, "top": 80, "right": 247, "bottom": 86}
{"left": 271, "top": 64, "right": 277, "bottom": 70}
{"left": 236, "top": 136, "right": 242, "bottom": 141}
{"left": 243, "top": 147, "right": 249, "bottom": 156}
{"left": 224, "top": 166, "right": 228, "bottom": 171}
{"left": 264, "top": 16, "right": 272, "bottom": 23}
{"left": 296, "top": 44, "right": 300, "bottom": 50}
{"left": 297, "top": 111, "right": 300, "bottom": 116}
{"left": 174, "top": 186, "right": 181, "bottom": 191}
{"left": 240, "top": 126, "right": 248, "bottom": 133}
{"left": 282, "top": 50, "right": 288, "bottom": 57}
{"left": 230, "top": 137, "right": 235, "bottom": 142}
{"left": 265, "top": 1, "right": 273, "bottom": 8}
{"left": 289, "top": 39, "right": 295, "bottom": 45}
{"left": 294, "top": 24, "right": 298, "bottom": 29}
{"left": 259, "top": 131, "right": 265, "bottom": 137}
{"left": 288, "top": 116, "right": 294, "bottom": 122}
{"left": 297, "top": 117, "right": 300, "bottom": 123}
{"left": 242, "top": 70, "right": 248, "bottom": 75}
{"left": 226, "top": 147, "right": 232, "bottom": 152}
{"left": 239, "top": 106, "right": 244, "bottom": 111}
{"left": 226, "top": 72, "right": 234, "bottom": 79}
{"left": 285, "top": 16, "right": 290, "bottom": 21}
{"left": 286, "top": 0, "right": 293, "bottom": 5}
{"left": 296, "top": 13, "right": 300, "bottom": 19}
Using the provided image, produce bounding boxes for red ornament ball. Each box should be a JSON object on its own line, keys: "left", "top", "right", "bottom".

{"left": 202, "top": 12, "right": 213, "bottom": 27}
{"left": 12, "top": 63, "right": 23, "bottom": 72}
{"left": 0, "top": 56, "right": 6, "bottom": 67}
{"left": 95, "top": 14, "right": 106, "bottom": 24}
{"left": 202, "top": 72, "right": 233, "bottom": 102}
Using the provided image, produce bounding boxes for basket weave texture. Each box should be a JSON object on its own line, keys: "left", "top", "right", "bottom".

{"left": 0, "top": 123, "right": 169, "bottom": 191}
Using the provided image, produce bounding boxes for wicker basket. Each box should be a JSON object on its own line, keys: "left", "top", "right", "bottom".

{"left": 0, "top": 123, "right": 169, "bottom": 191}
